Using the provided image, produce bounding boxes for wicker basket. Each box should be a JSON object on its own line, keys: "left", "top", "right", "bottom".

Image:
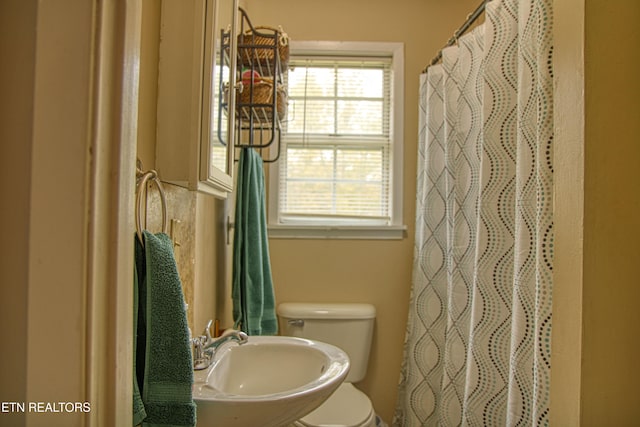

{"left": 237, "top": 26, "right": 290, "bottom": 72}
{"left": 236, "top": 77, "right": 287, "bottom": 122}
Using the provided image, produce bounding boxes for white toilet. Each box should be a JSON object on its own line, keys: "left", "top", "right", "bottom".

{"left": 277, "top": 302, "right": 378, "bottom": 427}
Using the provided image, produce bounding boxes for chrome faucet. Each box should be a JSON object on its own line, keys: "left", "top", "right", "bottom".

{"left": 192, "top": 320, "right": 249, "bottom": 370}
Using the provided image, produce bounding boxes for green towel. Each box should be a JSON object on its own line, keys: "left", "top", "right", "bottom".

{"left": 133, "top": 238, "right": 147, "bottom": 426}
{"left": 232, "top": 148, "right": 278, "bottom": 336}
{"left": 134, "top": 231, "right": 196, "bottom": 427}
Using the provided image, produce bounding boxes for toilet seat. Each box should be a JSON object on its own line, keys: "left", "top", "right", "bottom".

{"left": 296, "top": 383, "right": 376, "bottom": 427}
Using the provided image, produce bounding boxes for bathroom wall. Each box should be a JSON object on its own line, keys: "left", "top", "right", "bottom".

{"left": 580, "top": 0, "right": 640, "bottom": 423}
{"left": 241, "top": 0, "right": 479, "bottom": 422}
{"left": 0, "top": 2, "right": 36, "bottom": 424}
{"left": 551, "top": 0, "right": 640, "bottom": 425}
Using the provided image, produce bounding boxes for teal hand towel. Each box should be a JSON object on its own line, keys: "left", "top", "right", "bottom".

{"left": 133, "top": 238, "right": 147, "bottom": 426}
{"left": 134, "top": 231, "right": 196, "bottom": 427}
{"left": 232, "top": 148, "right": 278, "bottom": 336}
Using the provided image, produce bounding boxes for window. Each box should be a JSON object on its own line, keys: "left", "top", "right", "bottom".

{"left": 268, "top": 41, "right": 405, "bottom": 239}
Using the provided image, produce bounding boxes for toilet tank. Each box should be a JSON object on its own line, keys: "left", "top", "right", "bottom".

{"left": 277, "top": 303, "right": 376, "bottom": 383}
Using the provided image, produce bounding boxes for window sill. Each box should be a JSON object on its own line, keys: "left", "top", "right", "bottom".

{"left": 267, "top": 224, "right": 407, "bottom": 240}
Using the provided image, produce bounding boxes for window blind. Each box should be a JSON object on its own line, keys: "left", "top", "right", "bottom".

{"left": 278, "top": 56, "right": 393, "bottom": 225}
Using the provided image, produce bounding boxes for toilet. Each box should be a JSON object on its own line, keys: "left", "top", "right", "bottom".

{"left": 277, "top": 302, "right": 378, "bottom": 427}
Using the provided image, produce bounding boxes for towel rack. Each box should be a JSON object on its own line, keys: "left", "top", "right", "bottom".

{"left": 136, "top": 160, "right": 168, "bottom": 244}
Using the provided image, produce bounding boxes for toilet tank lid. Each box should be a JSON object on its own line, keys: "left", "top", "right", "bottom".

{"left": 277, "top": 303, "right": 376, "bottom": 319}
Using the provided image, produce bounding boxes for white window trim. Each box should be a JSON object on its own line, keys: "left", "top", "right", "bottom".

{"left": 267, "top": 40, "right": 406, "bottom": 240}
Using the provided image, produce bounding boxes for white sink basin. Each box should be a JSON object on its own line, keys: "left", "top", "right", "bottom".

{"left": 193, "top": 335, "right": 350, "bottom": 427}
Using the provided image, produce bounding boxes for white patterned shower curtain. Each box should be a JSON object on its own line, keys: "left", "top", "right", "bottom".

{"left": 394, "top": 0, "right": 553, "bottom": 425}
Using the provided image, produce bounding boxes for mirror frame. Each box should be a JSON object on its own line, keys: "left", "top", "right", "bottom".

{"left": 199, "top": 0, "right": 238, "bottom": 194}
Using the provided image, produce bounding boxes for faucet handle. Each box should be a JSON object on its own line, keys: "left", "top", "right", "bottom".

{"left": 218, "top": 328, "right": 249, "bottom": 341}
{"left": 202, "top": 319, "right": 213, "bottom": 344}
{"left": 192, "top": 335, "right": 211, "bottom": 370}
{"left": 192, "top": 335, "right": 203, "bottom": 357}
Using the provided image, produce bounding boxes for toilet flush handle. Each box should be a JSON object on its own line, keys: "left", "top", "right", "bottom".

{"left": 287, "top": 319, "right": 305, "bottom": 327}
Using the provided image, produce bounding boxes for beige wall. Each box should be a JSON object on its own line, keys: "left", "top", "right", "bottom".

{"left": 0, "top": 1, "right": 36, "bottom": 425}
{"left": 581, "top": 0, "right": 640, "bottom": 424}
{"left": 552, "top": 0, "right": 640, "bottom": 425}
{"left": 242, "top": 0, "right": 478, "bottom": 422}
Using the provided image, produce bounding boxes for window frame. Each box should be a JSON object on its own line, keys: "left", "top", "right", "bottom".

{"left": 267, "top": 40, "right": 405, "bottom": 240}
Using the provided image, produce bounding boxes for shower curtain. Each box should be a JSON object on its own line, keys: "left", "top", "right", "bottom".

{"left": 394, "top": 0, "right": 553, "bottom": 425}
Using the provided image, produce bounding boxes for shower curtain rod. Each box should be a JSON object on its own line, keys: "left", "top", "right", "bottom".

{"left": 423, "top": 0, "right": 488, "bottom": 72}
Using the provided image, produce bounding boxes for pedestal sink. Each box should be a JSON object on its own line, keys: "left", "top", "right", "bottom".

{"left": 193, "top": 335, "right": 350, "bottom": 427}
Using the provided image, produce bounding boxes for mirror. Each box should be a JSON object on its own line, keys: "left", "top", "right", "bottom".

{"left": 200, "top": 0, "right": 238, "bottom": 193}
